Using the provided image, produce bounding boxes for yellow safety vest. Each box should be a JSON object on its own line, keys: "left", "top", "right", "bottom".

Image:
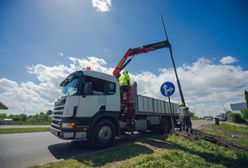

{"left": 118, "top": 73, "right": 130, "bottom": 86}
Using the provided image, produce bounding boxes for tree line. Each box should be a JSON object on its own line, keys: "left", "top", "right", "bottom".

{"left": 0, "top": 112, "right": 51, "bottom": 125}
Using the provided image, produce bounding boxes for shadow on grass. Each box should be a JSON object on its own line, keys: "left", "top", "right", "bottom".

{"left": 171, "top": 143, "right": 248, "bottom": 168}
{"left": 48, "top": 132, "right": 155, "bottom": 163}
{"left": 74, "top": 143, "right": 154, "bottom": 167}
{"left": 139, "top": 135, "right": 248, "bottom": 168}
{"left": 138, "top": 135, "right": 171, "bottom": 149}
{"left": 48, "top": 141, "right": 92, "bottom": 159}
{"left": 49, "top": 134, "right": 248, "bottom": 167}
{"left": 175, "top": 144, "right": 248, "bottom": 168}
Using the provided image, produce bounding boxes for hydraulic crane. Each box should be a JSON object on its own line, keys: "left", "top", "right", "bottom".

{"left": 113, "top": 40, "right": 173, "bottom": 129}
{"left": 112, "top": 40, "right": 171, "bottom": 77}
{"left": 112, "top": 39, "right": 186, "bottom": 106}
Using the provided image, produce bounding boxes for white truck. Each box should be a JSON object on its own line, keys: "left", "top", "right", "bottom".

{"left": 49, "top": 40, "right": 180, "bottom": 149}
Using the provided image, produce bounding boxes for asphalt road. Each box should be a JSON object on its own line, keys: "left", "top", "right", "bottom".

{"left": 191, "top": 119, "right": 214, "bottom": 129}
{"left": 0, "top": 132, "right": 69, "bottom": 168}
{"left": 0, "top": 120, "right": 214, "bottom": 168}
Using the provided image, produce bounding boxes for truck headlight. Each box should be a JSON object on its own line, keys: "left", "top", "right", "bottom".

{"left": 61, "top": 122, "right": 75, "bottom": 129}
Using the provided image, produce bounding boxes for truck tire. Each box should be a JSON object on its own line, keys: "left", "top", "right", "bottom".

{"left": 90, "top": 119, "right": 116, "bottom": 149}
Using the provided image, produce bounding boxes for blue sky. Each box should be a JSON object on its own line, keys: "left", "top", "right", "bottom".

{"left": 0, "top": 0, "right": 247, "bottom": 115}
{"left": 1, "top": 0, "right": 247, "bottom": 82}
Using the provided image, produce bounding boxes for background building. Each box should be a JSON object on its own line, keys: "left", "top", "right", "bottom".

{"left": 0, "top": 101, "right": 8, "bottom": 110}
{"left": 230, "top": 102, "right": 246, "bottom": 112}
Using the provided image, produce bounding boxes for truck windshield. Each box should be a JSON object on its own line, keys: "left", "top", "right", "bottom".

{"left": 62, "top": 78, "right": 79, "bottom": 96}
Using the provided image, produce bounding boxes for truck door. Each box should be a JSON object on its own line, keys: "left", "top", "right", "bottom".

{"left": 77, "top": 95, "right": 106, "bottom": 117}
{"left": 77, "top": 75, "right": 119, "bottom": 117}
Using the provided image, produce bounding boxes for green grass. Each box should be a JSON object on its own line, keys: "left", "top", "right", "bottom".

{"left": 201, "top": 123, "right": 248, "bottom": 148}
{"left": 6, "top": 121, "right": 50, "bottom": 125}
{"left": 0, "top": 127, "right": 48, "bottom": 134}
{"left": 231, "top": 136, "right": 248, "bottom": 147}
{"left": 211, "top": 123, "right": 248, "bottom": 134}
{"left": 32, "top": 134, "right": 248, "bottom": 168}
{"left": 200, "top": 129, "right": 224, "bottom": 137}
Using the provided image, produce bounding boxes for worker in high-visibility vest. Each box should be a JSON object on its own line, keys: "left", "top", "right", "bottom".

{"left": 118, "top": 70, "right": 130, "bottom": 100}
{"left": 178, "top": 102, "right": 192, "bottom": 134}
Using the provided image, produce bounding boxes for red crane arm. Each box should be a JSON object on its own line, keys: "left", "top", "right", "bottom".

{"left": 112, "top": 40, "right": 171, "bottom": 77}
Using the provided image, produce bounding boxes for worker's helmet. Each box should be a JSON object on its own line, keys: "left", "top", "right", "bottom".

{"left": 123, "top": 70, "right": 128, "bottom": 74}
{"left": 178, "top": 102, "right": 185, "bottom": 107}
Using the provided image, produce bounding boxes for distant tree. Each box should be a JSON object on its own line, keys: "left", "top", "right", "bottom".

{"left": 227, "top": 112, "right": 246, "bottom": 123}
{"left": 240, "top": 108, "right": 248, "bottom": 120}
{"left": 225, "top": 111, "right": 232, "bottom": 115}
{"left": 189, "top": 111, "right": 198, "bottom": 119}
{"left": 0, "top": 113, "right": 7, "bottom": 119}
{"left": 19, "top": 114, "right": 27, "bottom": 121}
{"left": 8, "top": 114, "right": 20, "bottom": 121}
{"left": 245, "top": 90, "right": 248, "bottom": 108}
{"left": 1, "top": 113, "right": 51, "bottom": 124}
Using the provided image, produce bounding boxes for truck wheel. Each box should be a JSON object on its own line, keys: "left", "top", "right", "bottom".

{"left": 90, "top": 120, "right": 115, "bottom": 149}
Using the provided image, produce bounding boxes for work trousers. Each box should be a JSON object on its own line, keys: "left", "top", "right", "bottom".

{"left": 180, "top": 116, "right": 192, "bottom": 131}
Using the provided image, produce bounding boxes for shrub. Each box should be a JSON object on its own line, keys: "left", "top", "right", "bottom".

{"left": 189, "top": 111, "right": 197, "bottom": 118}
{"left": 240, "top": 108, "right": 248, "bottom": 123}
{"left": 0, "top": 113, "right": 7, "bottom": 119}
{"left": 245, "top": 90, "right": 248, "bottom": 108}
{"left": 225, "top": 111, "right": 232, "bottom": 115}
{"left": 227, "top": 112, "right": 246, "bottom": 123}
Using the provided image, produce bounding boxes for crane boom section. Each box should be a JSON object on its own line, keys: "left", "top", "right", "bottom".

{"left": 113, "top": 40, "right": 170, "bottom": 77}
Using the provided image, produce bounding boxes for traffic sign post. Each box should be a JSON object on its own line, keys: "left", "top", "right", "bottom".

{"left": 160, "top": 82, "right": 176, "bottom": 134}
{"left": 160, "top": 82, "right": 175, "bottom": 97}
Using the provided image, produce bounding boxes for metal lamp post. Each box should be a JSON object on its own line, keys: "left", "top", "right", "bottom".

{"left": 160, "top": 15, "right": 186, "bottom": 105}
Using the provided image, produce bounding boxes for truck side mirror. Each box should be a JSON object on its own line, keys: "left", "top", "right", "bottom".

{"left": 83, "top": 82, "right": 93, "bottom": 97}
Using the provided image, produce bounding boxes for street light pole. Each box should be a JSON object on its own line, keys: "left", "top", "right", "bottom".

{"left": 160, "top": 15, "right": 186, "bottom": 105}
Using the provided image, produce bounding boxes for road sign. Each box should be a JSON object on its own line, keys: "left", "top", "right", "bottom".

{"left": 160, "top": 82, "right": 175, "bottom": 97}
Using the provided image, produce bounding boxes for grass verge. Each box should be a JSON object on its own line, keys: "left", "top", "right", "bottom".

{"left": 201, "top": 123, "right": 248, "bottom": 148}
{"left": 6, "top": 121, "right": 50, "bottom": 125}
{"left": 32, "top": 133, "right": 248, "bottom": 168}
{"left": 211, "top": 123, "right": 248, "bottom": 134}
{"left": 0, "top": 127, "right": 48, "bottom": 134}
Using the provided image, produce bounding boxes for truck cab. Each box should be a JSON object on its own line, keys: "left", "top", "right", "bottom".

{"left": 49, "top": 70, "right": 121, "bottom": 148}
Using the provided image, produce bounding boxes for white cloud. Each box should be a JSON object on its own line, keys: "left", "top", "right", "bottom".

{"left": 220, "top": 56, "right": 239, "bottom": 64}
{"left": 92, "top": 0, "right": 111, "bottom": 12}
{"left": 132, "top": 57, "right": 248, "bottom": 117}
{"left": 0, "top": 57, "right": 111, "bottom": 114}
{"left": 68, "top": 56, "right": 113, "bottom": 74}
{"left": 0, "top": 78, "right": 52, "bottom": 114}
{"left": 0, "top": 56, "right": 247, "bottom": 117}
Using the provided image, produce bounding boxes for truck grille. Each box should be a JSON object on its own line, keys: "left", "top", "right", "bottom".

{"left": 51, "top": 97, "right": 66, "bottom": 129}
